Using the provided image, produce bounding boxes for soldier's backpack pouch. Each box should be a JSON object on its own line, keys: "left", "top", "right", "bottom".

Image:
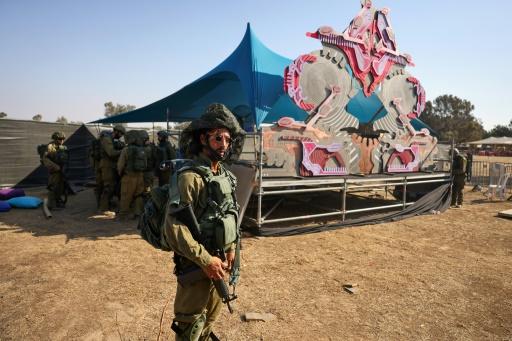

{"left": 37, "top": 144, "right": 47, "bottom": 160}
{"left": 0, "top": 201, "right": 11, "bottom": 212}
{"left": 215, "top": 213, "right": 238, "bottom": 248}
{"left": 137, "top": 184, "right": 172, "bottom": 251}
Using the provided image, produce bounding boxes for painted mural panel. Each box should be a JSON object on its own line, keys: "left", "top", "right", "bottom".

{"left": 261, "top": 1, "right": 438, "bottom": 176}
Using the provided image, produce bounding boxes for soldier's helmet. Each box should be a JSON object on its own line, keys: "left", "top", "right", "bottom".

{"left": 113, "top": 124, "right": 126, "bottom": 135}
{"left": 179, "top": 103, "right": 246, "bottom": 160}
{"left": 157, "top": 130, "right": 169, "bottom": 138}
{"left": 51, "top": 132, "right": 66, "bottom": 140}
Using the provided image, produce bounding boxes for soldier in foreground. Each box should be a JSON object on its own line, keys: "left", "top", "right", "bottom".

{"left": 451, "top": 148, "right": 467, "bottom": 208}
{"left": 97, "top": 125, "right": 125, "bottom": 213}
{"left": 42, "top": 132, "right": 68, "bottom": 210}
{"left": 162, "top": 103, "right": 245, "bottom": 340}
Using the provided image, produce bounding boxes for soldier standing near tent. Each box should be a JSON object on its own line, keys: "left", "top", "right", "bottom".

{"left": 42, "top": 132, "right": 69, "bottom": 210}
{"left": 98, "top": 125, "right": 125, "bottom": 213}
{"left": 117, "top": 130, "right": 146, "bottom": 220}
{"left": 140, "top": 130, "right": 156, "bottom": 197}
{"left": 451, "top": 148, "right": 467, "bottom": 208}
{"left": 162, "top": 103, "right": 245, "bottom": 341}
{"left": 154, "top": 130, "right": 176, "bottom": 186}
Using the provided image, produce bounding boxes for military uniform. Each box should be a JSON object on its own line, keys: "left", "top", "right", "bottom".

{"left": 117, "top": 131, "right": 146, "bottom": 219}
{"left": 139, "top": 130, "right": 156, "bottom": 196}
{"left": 98, "top": 125, "right": 125, "bottom": 212}
{"left": 155, "top": 131, "right": 177, "bottom": 186}
{"left": 451, "top": 151, "right": 467, "bottom": 207}
{"left": 162, "top": 103, "right": 245, "bottom": 341}
{"left": 42, "top": 132, "right": 68, "bottom": 209}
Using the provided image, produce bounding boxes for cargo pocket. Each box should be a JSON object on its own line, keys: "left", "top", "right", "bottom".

{"left": 216, "top": 214, "right": 237, "bottom": 247}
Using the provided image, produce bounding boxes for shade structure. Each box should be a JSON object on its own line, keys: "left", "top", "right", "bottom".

{"left": 467, "top": 136, "right": 512, "bottom": 145}
{"left": 91, "top": 24, "right": 308, "bottom": 130}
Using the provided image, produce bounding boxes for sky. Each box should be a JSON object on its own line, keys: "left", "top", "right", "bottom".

{"left": 0, "top": 0, "right": 511, "bottom": 130}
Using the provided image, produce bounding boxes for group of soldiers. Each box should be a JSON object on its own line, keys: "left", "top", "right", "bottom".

{"left": 43, "top": 125, "right": 176, "bottom": 218}
{"left": 90, "top": 125, "right": 177, "bottom": 219}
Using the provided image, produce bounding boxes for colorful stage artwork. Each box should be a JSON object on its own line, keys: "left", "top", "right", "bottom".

{"left": 261, "top": 0, "right": 438, "bottom": 177}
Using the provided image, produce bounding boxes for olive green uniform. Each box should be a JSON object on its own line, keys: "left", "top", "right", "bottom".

{"left": 42, "top": 142, "right": 68, "bottom": 209}
{"left": 163, "top": 155, "right": 237, "bottom": 341}
{"left": 451, "top": 153, "right": 467, "bottom": 206}
{"left": 143, "top": 143, "right": 156, "bottom": 195}
{"left": 117, "top": 147, "right": 145, "bottom": 218}
{"left": 155, "top": 141, "right": 177, "bottom": 186}
{"left": 98, "top": 134, "right": 123, "bottom": 211}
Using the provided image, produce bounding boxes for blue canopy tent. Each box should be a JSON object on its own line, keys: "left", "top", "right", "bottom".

{"left": 91, "top": 23, "right": 436, "bottom": 136}
{"left": 91, "top": 24, "right": 308, "bottom": 131}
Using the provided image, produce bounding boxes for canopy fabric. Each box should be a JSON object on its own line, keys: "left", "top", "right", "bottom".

{"left": 91, "top": 24, "right": 308, "bottom": 130}
{"left": 468, "top": 136, "right": 512, "bottom": 145}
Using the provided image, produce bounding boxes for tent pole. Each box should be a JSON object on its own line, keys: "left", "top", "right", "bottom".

{"left": 166, "top": 107, "right": 170, "bottom": 131}
{"left": 257, "top": 127, "right": 264, "bottom": 230}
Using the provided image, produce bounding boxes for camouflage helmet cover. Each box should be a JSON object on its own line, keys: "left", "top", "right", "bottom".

{"left": 157, "top": 130, "right": 169, "bottom": 138}
{"left": 113, "top": 124, "right": 126, "bottom": 135}
{"left": 179, "top": 103, "right": 246, "bottom": 160}
{"left": 51, "top": 131, "right": 66, "bottom": 140}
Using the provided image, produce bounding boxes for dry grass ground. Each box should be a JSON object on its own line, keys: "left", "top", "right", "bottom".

{"left": 1, "top": 187, "right": 511, "bottom": 340}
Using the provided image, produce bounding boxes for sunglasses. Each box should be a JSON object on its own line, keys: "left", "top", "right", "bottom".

{"left": 210, "top": 134, "right": 232, "bottom": 144}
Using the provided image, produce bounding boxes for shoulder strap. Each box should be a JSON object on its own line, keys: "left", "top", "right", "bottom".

{"left": 168, "top": 159, "right": 203, "bottom": 206}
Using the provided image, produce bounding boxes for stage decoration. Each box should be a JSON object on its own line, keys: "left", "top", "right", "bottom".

{"left": 261, "top": 0, "right": 438, "bottom": 177}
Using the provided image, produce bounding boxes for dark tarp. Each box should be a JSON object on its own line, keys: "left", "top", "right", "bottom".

{"left": 0, "top": 120, "right": 96, "bottom": 188}
{"left": 255, "top": 183, "right": 451, "bottom": 236}
{"left": 91, "top": 24, "right": 308, "bottom": 130}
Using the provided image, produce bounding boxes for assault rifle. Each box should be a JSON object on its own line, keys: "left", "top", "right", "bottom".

{"left": 170, "top": 204, "right": 238, "bottom": 313}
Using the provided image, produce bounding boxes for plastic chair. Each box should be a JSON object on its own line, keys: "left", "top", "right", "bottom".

{"left": 487, "top": 173, "right": 510, "bottom": 200}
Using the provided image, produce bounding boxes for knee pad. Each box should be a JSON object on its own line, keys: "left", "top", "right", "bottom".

{"left": 171, "top": 314, "right": 206, "bottom": 341}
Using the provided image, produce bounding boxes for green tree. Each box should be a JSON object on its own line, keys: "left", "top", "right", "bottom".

{"left": 32, "top": 114, "right": 42, "bottom": 121}
{"left": 486, "top": 119, "right": 512, "bottom": 137}
{"left": 421, "top": 95, "right": 485, "bottom": 143}
{"left": 104, "top": 102, "right": 136, "bottom": 117}
{"left": 0, "top": 112, "right": 7, "bottom": 118}
{"left": 56, "top": 116, "right": 68, "bottom": 124}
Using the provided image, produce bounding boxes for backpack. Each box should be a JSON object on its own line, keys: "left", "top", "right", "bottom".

{"left": 137, "top": 159, "right": 191, "bottom": 251}
{"left": 90, "top": 138, "right": 102, "bottom": 161}
{"left": 138, "top": 184, "right": 172, "bottom": 251}
{"left": 127, "top": 145, "right": 147, "bottom": 172}
{"left": 37, "top": 144, "right": 47, "bottom": 162}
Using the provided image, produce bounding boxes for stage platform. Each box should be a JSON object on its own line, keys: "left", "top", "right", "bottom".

{"left": 244, "top": 171, "right": 452, "bottom": 229}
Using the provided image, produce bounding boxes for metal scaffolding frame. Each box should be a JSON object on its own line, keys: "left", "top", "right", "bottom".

{"left": 242, "top": 130, "right": 453, "bottom": 229}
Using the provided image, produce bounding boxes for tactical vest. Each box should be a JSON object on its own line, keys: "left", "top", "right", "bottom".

{"left": 170, "top": 160, "right": 239, "bottom": 251}
{"left": 54, "top": 145, "right": 68, "bottom": 166}
{"left": 453, "top": 155, "right": 467, "bottom": 176}
{"left": 156, "top": 142, "right": 174, "bottom": 164}
{"left": 99, "top": 132, "right": 124, "bottom": 160}
{"left": 126, "top": 145, "right": 147, "bottom": 172}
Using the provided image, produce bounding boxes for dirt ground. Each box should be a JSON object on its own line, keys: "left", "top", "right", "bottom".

{"left": 1, "top": 186, "right": 511, "bottom": 341}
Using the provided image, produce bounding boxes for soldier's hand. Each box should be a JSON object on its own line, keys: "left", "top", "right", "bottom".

{"left": 204, "top": 256, "right": 225, "bottom": 280}
{"left": 225, "top": 251, "right": 235, "bottom": 272}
